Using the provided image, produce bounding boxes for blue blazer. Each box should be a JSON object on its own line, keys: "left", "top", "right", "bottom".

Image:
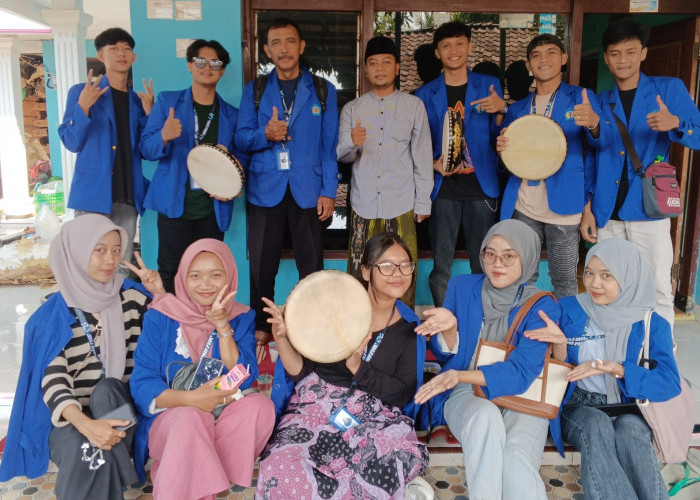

{"left": 140, "top": 88, "right": 247, "bottom": 232}
{"left": 426, "top": 274, "right": 559, "bottom": 429}
{"left": 414, "top": 71, "right": 502, "bottom": 200}
{"left": 592, "top": 73, "right": 700, "bottom": 226}
{"left": 269, "top": 300, "right": 425, "bottom": 422}
{"left": 235, "top": 68, "right": 339, "bottom": 208}
{"left": 500, "top": 81, "right": 606, "bottom": 219}
{"left": 59, "top": 79, "right": 149, "bottom": 214}
{"left": 552, "top": 296, "right": 681, "bottom": 455}
{"left": 129, "top": 308, "right": 258, "bottom": 482}
{"left": 0, "top": 281, "right": 149, "bottom": 482}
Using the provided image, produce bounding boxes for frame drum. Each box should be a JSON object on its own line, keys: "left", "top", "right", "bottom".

{"left": 500, "top": 115, "right": 567, "bottom": 180}
{"left": 187, "top": 144, "right": 245, "bottom": 198}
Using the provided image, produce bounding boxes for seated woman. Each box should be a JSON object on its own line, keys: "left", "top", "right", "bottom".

{"left": 130, "top": 239, "right": 275, "bottom": 500}
{"left": 526, "top": 238, "right": 681, "bottom": 499}
{"left": 414, "top": 219, "right": 559, "bottom": 500}
{"left": 0, "top": 214, "right": 162, "bottom": 500}
{"left": 257, "top": 232, "right": 429, "bottom": 499}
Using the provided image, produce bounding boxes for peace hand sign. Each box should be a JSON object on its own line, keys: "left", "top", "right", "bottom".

{"left": 122, "top": 251, "right": 166, "bottom": 295}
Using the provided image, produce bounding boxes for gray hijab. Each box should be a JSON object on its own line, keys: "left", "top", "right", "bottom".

{"left": 480, "top": 219, "right": 542, "bottom": 342}
{"left": 576, "top": 238, "right": 657, "bottom": 403}
{"left": 49, "top": 214, "right": 128, "bottom": 379}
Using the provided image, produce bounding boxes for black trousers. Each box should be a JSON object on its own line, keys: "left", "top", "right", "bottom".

{"left": 248, "top": 188, "right": 323, "bottom": 332}
{"left": 157, "top": 212, "right": 224, "bottom": 293}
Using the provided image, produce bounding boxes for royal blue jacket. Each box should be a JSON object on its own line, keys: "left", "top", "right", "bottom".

{"left": 0, "top": 281, "right": 149, "bottom": 481}
{"left": 414, "top": 71, "right": 502, "bottom": 200}
{"left": 140, "top": 88, "right": 248, "bottom": 231}
{"left": 426, "top": 274, "right": 559, "bottom": 430}
{"left": 591, "top": 73, "right": 700, "bottom": 226}
{"left": 59, "top": 78, "right": 149, "bottom": 214}
{"left": 235, "top": 68, "right": 339, "bottom": 208}
{"left": 500, "top": 81, "right": 607, "bottom": 219}
{"left": 552, "top": 296, "right": 681, "bottom": 454}
{"left": 269, "top": 300, "right": 425, "bottom": 422}
{"left": 129, "top": 308, "right": 258, "bottom": 482}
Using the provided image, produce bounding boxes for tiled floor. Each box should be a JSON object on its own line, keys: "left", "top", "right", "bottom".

{"left": 0, "top": 284, "right": 699, "bottom": 499}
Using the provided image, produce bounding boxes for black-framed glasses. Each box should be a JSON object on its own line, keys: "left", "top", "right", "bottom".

{"left": 191, "top": 57, "right": 223, "bottom": 71}
{"left": 480, "top": 250, "right": 519, "bottom": 267}
{"left": 374, "top": 261, "right": 415, "bottom": 276}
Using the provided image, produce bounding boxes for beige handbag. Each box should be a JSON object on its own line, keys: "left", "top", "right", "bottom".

{"left": 473, "top": 292, "right": 573, "bottom": 419}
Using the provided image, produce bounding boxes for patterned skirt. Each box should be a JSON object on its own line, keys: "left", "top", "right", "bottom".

{"left": 256, "top": 372, "right": 428, "bottom": 499}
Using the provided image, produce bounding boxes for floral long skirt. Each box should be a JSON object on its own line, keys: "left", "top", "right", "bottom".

{"left": 256, "top": 372, "right": 428, "bottom": 499}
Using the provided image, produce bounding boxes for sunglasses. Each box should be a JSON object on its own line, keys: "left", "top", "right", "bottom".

{"left": 191, "top": 57, "right": 223, "bottom": 71}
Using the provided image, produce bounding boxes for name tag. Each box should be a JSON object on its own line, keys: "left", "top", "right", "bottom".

{"left": 277, "top": 150, "right": 290, "bottom": 171}
{"left": 329, "top": 406, "right": 361, "bottom": 431}
{"left": 190, "top": 176, "right": 202, "bottom": 190}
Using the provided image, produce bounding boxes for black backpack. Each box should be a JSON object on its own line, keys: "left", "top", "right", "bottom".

{"left": 253, "top": 73, "right": 328, "bottom": 113}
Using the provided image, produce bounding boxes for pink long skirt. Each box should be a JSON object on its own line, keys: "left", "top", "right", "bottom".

{"left": 148, "top": 393, "right": 275, "bottom": 500}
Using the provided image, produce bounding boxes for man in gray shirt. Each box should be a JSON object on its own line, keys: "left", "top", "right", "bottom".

{"left": 337, "top": 36, "right": 433, "bottom": 306}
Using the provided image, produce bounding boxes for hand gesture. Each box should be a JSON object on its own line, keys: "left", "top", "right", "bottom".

{"left": 470, "top": 84, "right": 506, "bottom": 114}
{"left": 161, "top": 107, "right": 182, "bottom": 143}
{"left": 573, "top": 89, "right": 599, "bottom": 129}
{"left": 77, "top": 69, "right": 109, "bottom": 116}
{"left": 565, "top": 358, "right": 623, "bottom": 382}
{"left": 414, "top": 369, "right": 460, "bottom": 404}
{"left": 204, "top": 285, "right": 236, "bottom": 330}
{"left": 523, "top": 310, "right": 567, "bottom": 344}
{"left": 261, "top": 297, "right": 287, "bottom": 341}
{"left": 189, "top": 377, "right": 238, "bottom": 412}
{"left": 81, "top": 418, "right": 129, "bottom": 450}
{"left": 647, "top": 95, "right": 680, "bottom": 132}
{"left": 346, "top": 332, "right": 372, "bottom": 375}
{"left": 414, "top": 307, "right": 457, "bottom": 337}
{"left": 317, "top": 196, "right": 335, "bottom": 221}
{"left": 351, "top": 117, "right": 366, "bottom": 146}
{"left": 137, "top": 78, "right": 155, "bottom": 115}
{"left": 265, "top": 106, "right": 288, "bottom": 142}
{"left": 122, "top": 251, "right": 165, "bottom": 295}
{"left": 496, "top": 127, "right": 509, "bottom": 153}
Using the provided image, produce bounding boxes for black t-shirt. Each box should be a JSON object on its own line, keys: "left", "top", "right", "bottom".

{"left": 437, "top": 83, "right": 489, "bottom": 201}
{"left": 610, "top": 88, "right": 637, "bottom": 220}
{"left": 111, "top": 88, "right": 134, "bottom": 205}
{"left": 278, "top": 77, "right": 299, "bottom": 116}
{"left": 182, "top": 100, "right": 219, "bottom": 220}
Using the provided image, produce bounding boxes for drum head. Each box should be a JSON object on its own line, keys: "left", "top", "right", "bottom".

{"left": 442, "top": 110, "right": 463, "bottom": 173}
{"left": 501, "top": 115, "right": 567, "bottom": 180}
{"left": 285, "top": 270, "right": 372, "bottom": 363}
{"left": 187, "top": 144, "right": 245, "bottom": 198}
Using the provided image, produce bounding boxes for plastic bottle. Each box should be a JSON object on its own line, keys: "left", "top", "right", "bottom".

{"left": 35, "top": 203, "right": 60, "bottom": 243}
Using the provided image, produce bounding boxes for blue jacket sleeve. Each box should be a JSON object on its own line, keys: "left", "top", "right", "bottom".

{"left": 235, "top": 82, "right": 273, "bottom": 153}
{"left": 130, "top": 310, "right": 171, "bottom": 416}
{"left": 139, "top": 96, "right": 173, "bottom": 161}
{"left": 320, "top": 83, "right": 340, "bottom": 199}
{"left": 428, "top": 278, "right": 459, "bottom": 363}
{"left": 58, "top": 84, "right": 92, "bottom": 152}
{"left": 666, "top": 78, "right": 700, "bottom": 149}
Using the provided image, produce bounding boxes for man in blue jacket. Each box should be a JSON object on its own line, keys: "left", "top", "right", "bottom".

{"left": 581, "top": 20, "right": 700, "bottom": 328}
{"left": 415, "top": 21, "right": 506, "bottom": 307}
{"left": 59, "top": 27, "right": 154, "bottom": 271}
{"left": 236, "top": 18, "right": 338, "bottom": 344}
{"left": 497, "top": 34, "right": 606, "bottom": 298}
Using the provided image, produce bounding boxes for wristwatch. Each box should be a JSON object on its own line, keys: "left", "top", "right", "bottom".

{"left": 497, "top": 103, "right": 508, "bottom": 115}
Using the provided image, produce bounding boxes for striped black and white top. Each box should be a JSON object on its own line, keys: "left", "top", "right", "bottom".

{"left": 41, "top": 287, "right": 150, "bottom": 426}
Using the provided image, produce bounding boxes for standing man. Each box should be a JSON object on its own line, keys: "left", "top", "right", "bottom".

{"left": 140, "top": 39, "right": 245, "bottom": 293}
{"left": 497, "top": 34, "right": 606, "bottom": 298}
{"left": 415, "top": 21, "right": 505, "bottom": 307}
{"left": 582, "top": 19, "right": 700, "bottom": 327}
{"left": 337, "top": 36, "right": 433, "bottom": 307}
{"left": 59, "top": 27, "right": 154, "bottom": 271}
{"left": 236, "top": 18, "right": 338, "bottom": 344}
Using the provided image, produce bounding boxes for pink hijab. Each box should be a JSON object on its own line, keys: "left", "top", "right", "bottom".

{"left": 149, "top": 239, "right": 249, "bottom": 360}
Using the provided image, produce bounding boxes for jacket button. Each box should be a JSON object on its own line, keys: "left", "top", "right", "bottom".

{"left": 689, "top": 130, "right": 693, "bottom": 135}
{"left": 69, "top": 120, "right": 74, "bottom": 125}
{"left": 619, "top": 151, "right": 625, "bottom": 156}
{"left": 615, "top": 180, "right": 619, "bottom": 184}
{"left": 112, "top": 146, "right": 116, "bottom": 150}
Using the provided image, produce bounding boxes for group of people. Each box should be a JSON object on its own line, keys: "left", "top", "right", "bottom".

{"left": 0, "top": 14, "right": 697, "bottom": 500}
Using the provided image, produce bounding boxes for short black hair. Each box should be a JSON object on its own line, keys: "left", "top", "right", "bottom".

{"left": 414, "top": 43, "right": 442, "bottom": 84}
{"left": 186, "top": 39, "right": 231, "bottom": 69}
{"left": 473, "top": 61, "right": 504, "bottom": 88}
{"left": 265, "top": 18, "right": 303, "bottom": 43}
{"left": 359, "top": 232, "right": 414, "bottom": 294}
{"left": 433, "top": 21, "right": 472, "bottom": 48}
{"left": 526, "top": 34, "right": 565, "bottom": 59}
{"left": 505, "top": 60, "right": 534, "bottom": 101}
{"left": 602, "top": 19, "right": 650, "bottom": 51}
{"left": 94, "top": 28, "right": 135, "bottom": 51}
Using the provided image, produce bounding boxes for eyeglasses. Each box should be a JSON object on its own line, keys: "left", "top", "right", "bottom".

{"left": 480, "top": 250, "right": 519, "bottom": 267}
{"left": 191, "top": 57, "right": 223, "bottom": 71}
{"left": 374, "top": 261, "right": 416, "bottom": 276}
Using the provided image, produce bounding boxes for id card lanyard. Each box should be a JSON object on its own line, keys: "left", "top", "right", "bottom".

{"left": 277, "top": 75, "right": 300, "bottom": 171}
{"left": 75, "top": 308, "right": 106, "bottom": 378}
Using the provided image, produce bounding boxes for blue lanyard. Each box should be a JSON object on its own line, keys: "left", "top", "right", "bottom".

{"left": 479, "top": 284, "right": 526, "bottom": 335}
{"left": 74, "top": 308, "right": 105, "bottom": 378}
{"left": 279, "top": 75, "right": 300, "bottom": 148}
{"left": 197, "top": 330, "right": 217, "bottom": 361}
{"left": 566, "top": 318, "right": 606, "bottom": 346}
{"left": 530, "top": 87, "right": 559, "bottom": 117}
{"left": 193, "top": 100, "right": 217, "bottom": 145}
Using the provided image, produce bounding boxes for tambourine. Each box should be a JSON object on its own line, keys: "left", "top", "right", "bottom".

{"left": 186, "top": 144, "right": 245, "bottom": 198}
{"left": 500, "top": 115, "right": 567, "bottom": 180}
{"left": 442, "top": 109, "right": 465, "bottom": 173}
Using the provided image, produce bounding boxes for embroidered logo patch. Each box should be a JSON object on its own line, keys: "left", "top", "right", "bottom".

{"left": 565, "top": 109, "right": 575, "bottom": 120}
{"left": 311, "top": 104, "right": 321, "bottom": 116}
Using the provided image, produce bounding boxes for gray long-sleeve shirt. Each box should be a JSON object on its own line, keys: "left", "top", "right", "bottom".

{"left": 337, "top": 90, "right": 433, "bottom": 220}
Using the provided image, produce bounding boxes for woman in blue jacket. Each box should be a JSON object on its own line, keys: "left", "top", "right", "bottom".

{"left": 415, "top": 219, "right": 559, "bottom": 500}
{"left": 527, "top": 238, "right": 680, "bottom": 499}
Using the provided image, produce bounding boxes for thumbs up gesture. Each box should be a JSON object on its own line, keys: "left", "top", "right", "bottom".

{"left": 647, "top": 95, "right": 680, "bottom": 132}
{"left": 351, "top": 116, "right": 366, "bottom": 146}
{"left": 265, "top": 106, "right": 288, "bottom": 142}
{"left": 470, "top": 84, "right": 506, "bottom": 114}
{"left": 573, "top": 89, "right": 599, "bottom": 130}
{"left": 161, "top": 107, "right": 182, "bottom": 144}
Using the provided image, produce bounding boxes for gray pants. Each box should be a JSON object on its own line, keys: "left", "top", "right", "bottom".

{"left": 76, "top": 202, "right": 138, "bottom": 276}
{"left": 48, "top": 378, "right": 139, "bottom": 500}
{"left": 443, "top": 384, "right": 549, "bottom": 500}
